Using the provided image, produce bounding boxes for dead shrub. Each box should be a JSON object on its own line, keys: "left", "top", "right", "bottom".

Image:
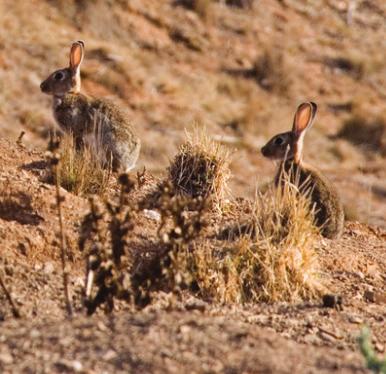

{"left": 168, "top": 128, "right": 230, "bottom": 208}
{"left": 79, "top": 174, "right": 139, "bottom": 314}
{"left": 251, "top": 49, "right": 291, "bottom": 95}
{"left": 337, "top": 114, "right": 386, "bottom": 154}
{"left": 165, "top": 180, "right": 322, "bottom": 303}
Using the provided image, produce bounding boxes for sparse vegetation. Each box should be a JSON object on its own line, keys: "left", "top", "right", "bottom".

{"left": 168, "top": 128, "right": 230, "bottom": 207}
{"left": 52, "top": 133, "right": 112, "bottom": 196}
{"left": 79, "top": 174, "right": 138, "bottom": 314}
{"left": 163, "top": 180, "right": 321, "bottom": 304}
{"left": 47, "top": 138, "right": 73, "bottom": 317}
{"left": 0, "top": 0, "right": 385, "bottom": 371}
{"left": 338, "top": 113, "right": 386, "bottom": 154}
{"left": 358, "top": 327, "right": 386, "bottom": 373}
{"left": 251, "top": 49, "right": 291, "bottom": 95}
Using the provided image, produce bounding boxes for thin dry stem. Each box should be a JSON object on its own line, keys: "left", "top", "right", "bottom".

{"left": 0, "top": 270, "right": 22, "bottom": 318}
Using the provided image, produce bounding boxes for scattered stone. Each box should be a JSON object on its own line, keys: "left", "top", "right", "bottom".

{"left": 103, "top": 349, "right": 117, "bottom": 361}
{"left": 185, "top": 296, "right": 207, "bottom": 312}
{"left": 246, "top": 315, "right": 269, "bottom": 325}
{"left": 0, "top": 351, "right": 13, "bottom": 365}
{"left": 143, "top": 209, "right": 161, "bottom": 221}
{"left": 347, "top": 315, "right": 363, "bottom": 324}
{"left": 43, "top": 262, "right": 55, "bottom": 274}
{"left": 322, "top": 294, "right": 343, "bottom": 310}
{"left": 364, "top": 290, "right": 386, "bottom": 304}
{"left": 304, "top": 334, "right": 321, "bottom": 345}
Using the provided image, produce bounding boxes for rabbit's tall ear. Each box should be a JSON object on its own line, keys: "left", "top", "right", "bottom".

{"left": 292, "top": 102, "right": 317, "bottom": 163}
{"left": 292, "top": 102, "right": 317, "bottom": 137}
{"left": 69, "top": 41, "right": 84, "bottom": 72}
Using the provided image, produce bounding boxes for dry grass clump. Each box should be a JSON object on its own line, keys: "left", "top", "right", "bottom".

{"left": 168, "top": 129, "right": 230, "bottom": 206}
{"left": 251, "top": 49, "right": 291, "bottom": 95}
{"left": 175, "top": 0, "right": 214, "bottom": 19}
{"left": 54, "top": 133, "right": 111, "bottom": 196}
{"left": 166, "top": 181, "right": 322, "bottom": 303}
{"left": 338, "top": 113, "right": 386, "bottom": 154}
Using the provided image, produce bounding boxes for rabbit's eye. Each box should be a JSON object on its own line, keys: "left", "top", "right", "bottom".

{"left": 54, "top": 72, "right": 64, "bottom": 81}
{"left": 274, "top": 136, "right": 284, "bottom": 146}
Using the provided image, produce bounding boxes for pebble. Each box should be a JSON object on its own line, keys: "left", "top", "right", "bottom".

{"left": 103, "top": 349, "right": 117, "bottom": 361}
{"left": 0, "top": 351, "right": 13, "bottom": 365}
{"left": 364, "top": 290, "right": 386, "bottom": 304}
{"left": 143, "top": 209, "right": 161, "bottom": 221}
{"left": 185, "top": 296, "right": 207, "bottom": 312}
{"left": 44, "top": 262, "right": 55, "bottom": 274}
{"left": 347, "top": 315, "right": 363, "bottom": 324}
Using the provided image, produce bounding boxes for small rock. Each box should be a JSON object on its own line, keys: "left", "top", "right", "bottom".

{"left": 319, "top": 331, "right": 336, "bottom": 342}
{"left": 143, "top": 209, "right": 161, "bottom": 221}
{"left": 246, "top": 315, "right": 269, "bottom": 325}
{"left": 179, "top": 325, "right": 191, "bottom": 335}
{"left": 364, "top": 290, "right": 386, "bottom": 304}
{"left": 185, "top": 296, "right": 207, "bottom": 312}
{"left": 103, "top": 349, "right": 117, "bottom": 361}
{"left": 34, "top": 263, "right": 43, "bottom": 271}
{"left": 72, "top": 360, "right": 83, "bottom": 372}
{"left": 355, "top": 271, "right": 365, "bottom": 279}
{"left": 303, "top": 334, "right": 321, "bottom": 345}
{"left": 97, "top": 321, "right": 108, "bottom": 332}
{"left": 0, "top": 351, "right": 13, "bottom": 365}
{"left": 322, "top": 294, "right": 343, "bottom": 310}
{"left": 347, "top": 315, "right": 363, "bottom": 324}
{"left": 44, "top": 262, "right": 55, "bottom": 274}
{"left": 30, "top": 329, "right": 40, "bottom": 338}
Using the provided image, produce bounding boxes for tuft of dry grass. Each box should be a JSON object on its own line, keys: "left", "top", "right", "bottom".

{"left": 168, "top": 128, "right": 231, "bottom": 207}
{"left": 54, "top": 133, "right": 112, "bottom": 196}
{"left": 251, "top": 49, "right": 291, "bottom": 95}
{"left": 167, "top": 179, "right": 322, "bottom": 303}
{"left": 338, "top": 113, "right": 386, "bottom": 155}
{"left": 175, "top": 0, "right": 214, "bottom": 20}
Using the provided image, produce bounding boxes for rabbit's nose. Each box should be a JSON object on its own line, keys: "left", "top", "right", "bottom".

{"left": 261, "top": 145, "right": 268, "bottom": 156}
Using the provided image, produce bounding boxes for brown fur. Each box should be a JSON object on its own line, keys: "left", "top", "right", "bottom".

{"left": 261, "top": 102, "right": 344, "bottom": 239}
{"left": 40, "top": 41, "right": 140, "bottom": 171}
{"left": 275, "top": 160, "right": 344, "bottom": 239}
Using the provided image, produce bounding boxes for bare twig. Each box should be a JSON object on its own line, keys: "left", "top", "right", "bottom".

{"left": 16, "top": 131, "right": 26, "bottom": 147}
{"left": 49, "top": 137, "right": 73, "bottom": 317}
{"left": 0, "top": 271, "right": 21, "bottom": 318}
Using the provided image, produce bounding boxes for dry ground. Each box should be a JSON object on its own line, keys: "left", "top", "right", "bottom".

{"left": 0, "top": 1, "right": 385, "bottom": 373}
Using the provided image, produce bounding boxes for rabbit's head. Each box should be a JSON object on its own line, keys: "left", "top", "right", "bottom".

{"left": 261, "top": 102, "right": 317, "bottom": 164}
{"left": 40, "top": 41, "right": 84, "bottom": 96}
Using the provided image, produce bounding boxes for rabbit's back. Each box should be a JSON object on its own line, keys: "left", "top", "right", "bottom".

{"left": 276, "top": 161, "right": 344, "bottom": 239}
{"left": 54, "top": 93, "right": 140, "bottom": 171}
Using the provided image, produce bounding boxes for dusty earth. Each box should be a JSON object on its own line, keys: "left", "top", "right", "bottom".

{"left": 0, "top": 1, "right": 385, "bottom": 373}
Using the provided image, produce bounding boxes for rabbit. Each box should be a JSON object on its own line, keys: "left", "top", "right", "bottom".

{"left": 40, "top": 41, "right": 140, "bottom": 172}
{"left": 261, "top": 102, "right": 344, "bottom": 239}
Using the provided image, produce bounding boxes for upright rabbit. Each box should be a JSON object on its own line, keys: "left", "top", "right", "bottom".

{"left": 261, "top": 102, "right": 344, "bottom": 239}
{"left": 40, "top": 41, "right": 140, "bottom": 172}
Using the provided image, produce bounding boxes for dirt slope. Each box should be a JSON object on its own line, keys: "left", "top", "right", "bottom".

{"left": 0, "top": 1, "right": 385, "bottom": 373}
{"left": 0, "top": 138, "right": 385, "bottom": 373}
